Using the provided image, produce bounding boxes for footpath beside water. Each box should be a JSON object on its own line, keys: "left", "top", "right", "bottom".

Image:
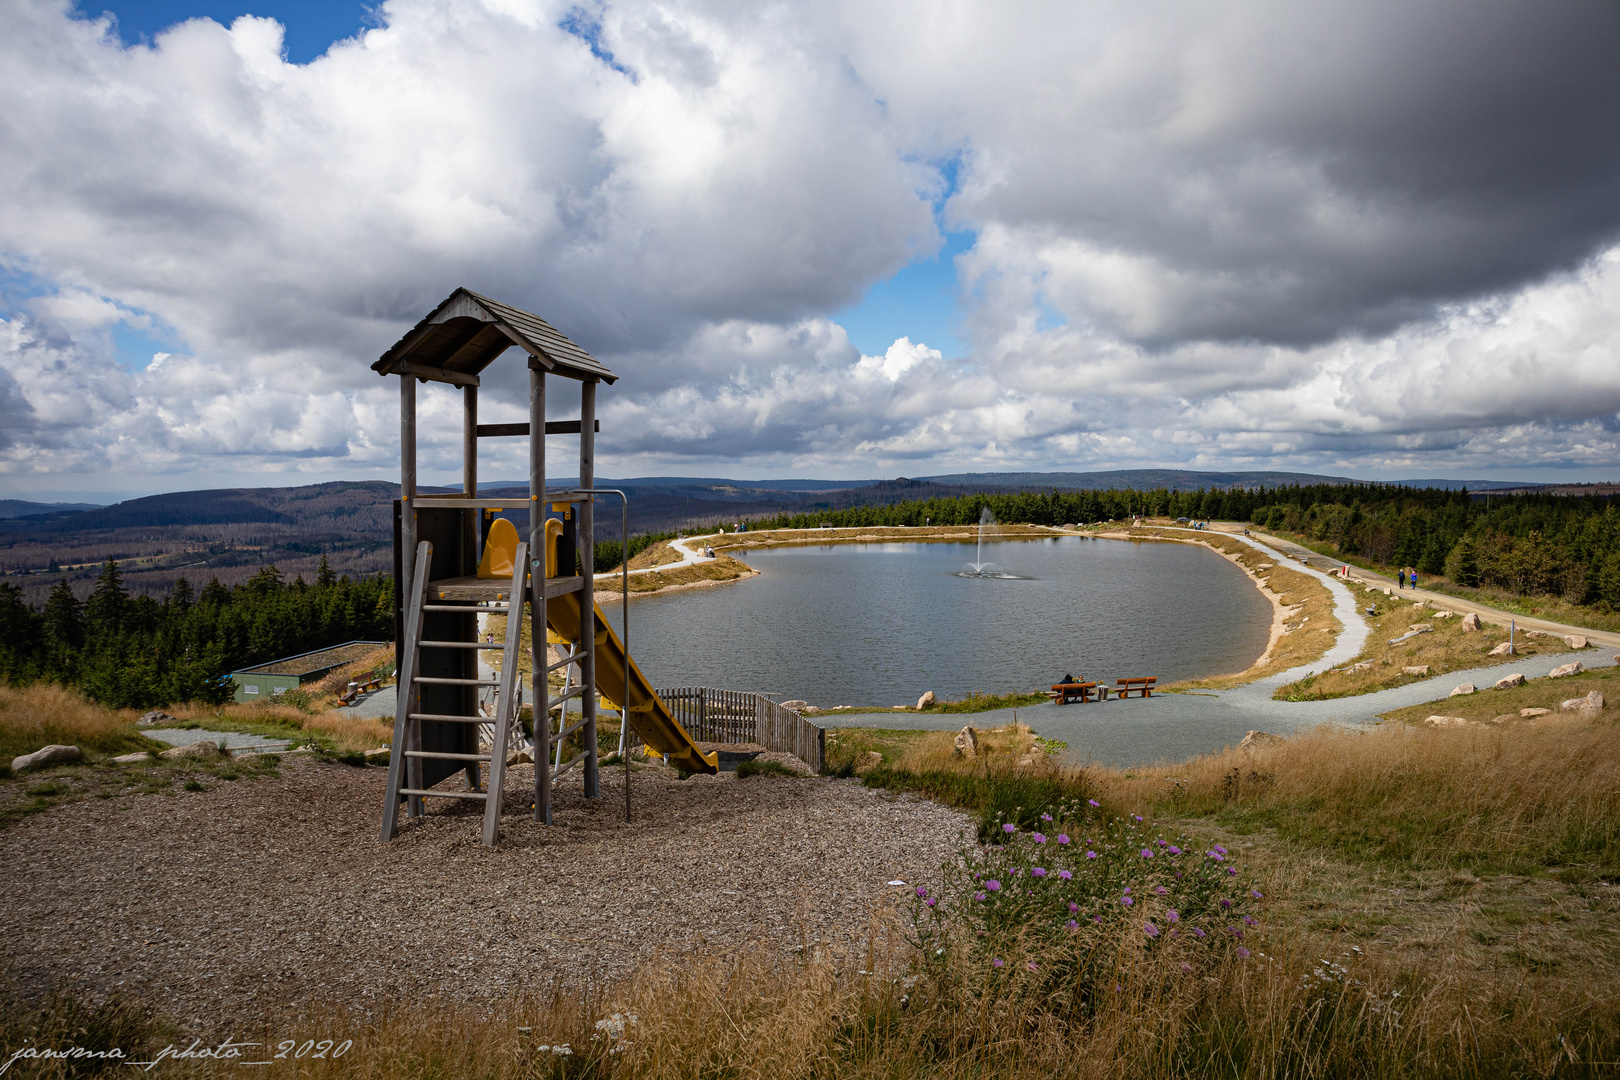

{"left": 816, "top": 529, "right": 1620, "bottom": 767}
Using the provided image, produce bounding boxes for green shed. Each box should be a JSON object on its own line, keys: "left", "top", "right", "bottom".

{"left": 230, "top": 640, "right": 390, "bottom": 703}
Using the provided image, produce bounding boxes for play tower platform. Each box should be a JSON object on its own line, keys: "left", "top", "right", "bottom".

{"left": 375, "top": 288, "right": 716, "bottom": 847}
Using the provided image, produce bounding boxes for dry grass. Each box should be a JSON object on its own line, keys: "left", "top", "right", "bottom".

{"left": 307, "top": 645, "right": 396, "bottom": 698}
{"left": 1276, "top": 586, "right": 1584, "bottom": 700}
{"left": 0, "top": 684, "right": 160, "bottom": 764}
{"left": 1096, "top": 711, "right": 1620, "bottom": 875}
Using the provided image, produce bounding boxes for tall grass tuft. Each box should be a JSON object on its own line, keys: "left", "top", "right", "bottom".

{"left": 0, "top": 684, "right": 158, "bottom": 763}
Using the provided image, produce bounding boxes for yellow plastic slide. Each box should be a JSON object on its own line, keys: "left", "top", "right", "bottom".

{"left": 544, "top": 589, "right": 719, "bottom": 774}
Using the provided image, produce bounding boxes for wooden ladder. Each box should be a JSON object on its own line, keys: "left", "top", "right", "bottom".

{"left": 381, "top": 539, "right": 529, "bottom": 846}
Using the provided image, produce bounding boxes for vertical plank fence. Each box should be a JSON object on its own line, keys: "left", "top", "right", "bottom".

{"left": 654, "top": 686, "right": 825, "bottom": 772}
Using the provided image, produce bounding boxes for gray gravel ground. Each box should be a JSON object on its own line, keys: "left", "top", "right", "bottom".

{"left": 142, "top": 728, "right": 295, "bottom": 753}
{"left": 0, "top": 756, "right": 970, "bottom": 1025}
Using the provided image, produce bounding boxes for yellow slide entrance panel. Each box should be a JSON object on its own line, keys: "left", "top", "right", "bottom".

{"left": 476, "top": 517, "right": 519, "bottom": 579}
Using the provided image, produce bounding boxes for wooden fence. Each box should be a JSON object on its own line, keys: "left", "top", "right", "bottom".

{"left": 655, "top": 687, "right": 825, "bottom": 772}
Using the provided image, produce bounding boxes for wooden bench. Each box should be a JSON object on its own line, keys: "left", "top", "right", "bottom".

{"left": 1115, "top": 676, "right": 1157, "bottom": 698}
{"left": 1050, "top": 681, "right": 1105, "bottom": 705}
{"left": 338, "top": 676, "right": 383, "bottom": 705}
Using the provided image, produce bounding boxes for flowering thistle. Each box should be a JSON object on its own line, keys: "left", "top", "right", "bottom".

{"left": 1056, "top": 834, "right": 1070, "bottom": 845}
{"left": 1041, "top": 813, "right": 1052, "bottom": 822}
{"left": 1033, "top": 833, "right": 1047, "bottom": 844}
{"left": 1236, "top": 947, "right": 1251, "bottom": 958}
{"left": 1031, "top": 867, "right": 1047, "bottom": 878}
{"left": 1088, "top": 799, "right": 1100, "bottom": 807}
{"left": 1144, "top": 922, "right": 1160, "bottom": 938}
{"left": 1140, "top": 848, "right": 1154, "bottom": 858}
{"left": 1058, "top": 869, "right": 1072, "bottom": 881}
{"left": 1085, "top": 851, "right": 1099, "bottom": 860}
{"left": 985, "top": 879, "right": 1002, "bottom": 892}
{"left": 1166, "top": 910, "right": 1179, "bottom": 923}
{"left": 1003, "top": 823, "right": 1016, "bottom": 834}
{"left": 1121, "top": 896, "right": 1134, "bottom": 907}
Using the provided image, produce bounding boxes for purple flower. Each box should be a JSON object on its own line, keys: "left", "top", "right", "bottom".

{"left": 926, "top": 897, "right": 937, "bottom": 907}
{"left": 1228, "top": 926, "right": 1243, "bottom": 939}
{"left": 1192, "top": 928, "right": 1207, "bottom": 939}
{"left": 1133, "top": 815, "right": 1144, "bottom": 822}
{"left": 1227, "top": 867, "right": 1238, "bottom": 876}
{"left": 1092, "top": 915, "right": 1103, "bottom": 923}
{"left": 1088, "top": 799, "right": 1100, "bottom": 808}
{"left": 1086, "top": 851, "right": 1099, "bottom": 860}
{"left": 1144, "top": 922, "right": 1160, "bottom": 938}
{"left": 1251, "top": 890, "right": 1263, "bottom": 900}
{"left": 1065, "top": 919, "right": 1079, "bottom": 929}
{"left": 1180, "top": 963, "right": 1194, "bottom": 973}
{"left": 1140, "top": 849, "right": 1154, "bottom": 859}
{"left": 1068, "top": 902, "right": 1080, "bottom": 913}
{"left": 1167, "top": 845, "right": 1182, "bottom": 855}
{"left": 985, "top": 879, "right": 1002, "bottom": 892}
{"left": 1157, "top": 839, "right": 1168, "bottom": 847}
{"left": 916, "top": 886, "right": 927, "bottom": 898}
{"left": 1214, "top": 844, "right": 1228, "bottom": 855}
{"left": 1154, "top": 886, "right": 1168, "bottom": 896}
{"left": 993, "top": 958, "right": 1004, "bottom": 968}
{"left": 1207, "top": 851, "right": 1225, "bottom": 861}
{"left": 1003, "top": 823, "right": 1016, "bottom": 834}
{"left": 1166, "top": 910, "right": 1179, "bottom": 923}
{"left": 1220, "top": 898, "right": 1232, "bottom": 909}
{"left": 1121, "top": 896, "right": 1134, "bottom": 907}
{"left": 1031, "top": 867, "right": 1047, "bottom": 878}
{"left": 1058, "top": 869, "right": 1073, "bottom": 881}
{"left": 1056, "top": 834, "right": 1070, "bottom": 845}
{"left": 1242, "top": 915, "right": 1256, "bottom": 927}
{"left": 1041, "top": 813, "right": 1052, "bottom": 822}
{"left": 1123, "top": 887, "right": 1131, "bottom": 894}
{"left": 1033, "top": 833, "right": 1047, "bottom": 844}
{"left": 1027, "top": 961, "right": 1038, "bottom": 972}
{"left": 1236, "top": 947, "right": 1251, "bottom": 958}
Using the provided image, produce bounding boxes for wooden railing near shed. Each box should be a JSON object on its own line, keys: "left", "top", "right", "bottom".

{"left": 655, "top": 687, "right": 825, "bottom": 772}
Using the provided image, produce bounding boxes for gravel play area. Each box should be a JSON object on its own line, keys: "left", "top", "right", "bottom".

{"left": 0, "top": 756, "right": 971, "bottom": 1025}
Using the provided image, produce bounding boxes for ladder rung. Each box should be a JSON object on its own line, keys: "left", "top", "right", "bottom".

{"left": 398, "top": 788, "right": 488, "bottom": 801}
{"left": 413, "top": 677, "right": 500, "bottom": 686}
{"left": 545, "top": 651, "right": 583, "bottom": 674}
{"left": 545, "top": 685, "right": 585, "bottom": 708}
{"left": 555, "top": 716, "right": 590, "bottom": 740}
{"left": 550, "top": 750, "right": 588, "bottom": 783}
{"left": 409, "top": 713, "right": 494, "bottom": 723}
{"left": 423, "top": 604, "right": 511, "bottom": 613}
{"left": 421, "top": 640, "right": 505, "bottom": 650}
{"left": 405, "top": 750, "right": 493, "bottom": 762}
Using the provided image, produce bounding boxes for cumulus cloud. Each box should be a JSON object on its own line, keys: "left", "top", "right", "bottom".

{"left": 0, "top": 0, "right": 1617, "bottom": 491}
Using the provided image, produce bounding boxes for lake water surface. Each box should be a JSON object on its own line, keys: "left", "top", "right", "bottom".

{"left": 604, "top": 537, "right": 1272, "bottom": 706}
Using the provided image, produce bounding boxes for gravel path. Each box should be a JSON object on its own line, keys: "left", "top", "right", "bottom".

{"left": 0, "top": 758, "right": 970, "bottom": 1024}
{"left": 142, "top": 728, "right": 295, "bottom": 753}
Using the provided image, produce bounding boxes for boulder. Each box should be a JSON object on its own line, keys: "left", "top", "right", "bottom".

{"left": 1547, "top": 662, "right": 1585, "bottom": 679}
{"left": 159, "top": 740, "right": 221, "bottom": 761}
{"left": 1239, "top": 730, "right": 1284, "bottom": 751}
{"left": 112, "top": 751, "right": 154, "bottom": 764}
{"left": 1494, "top": 673, "right": 1527, "bottom": 689}
{"left": 1561, "top": 691, "right": 1605, "bottom": 714}
{"left": 1433, "top": 610, "right": 1456, "bottom": 619}
{"left": 1461, "top": 613, "right": 1482, "bottom": 631}
{"left": 1402, "top": 665, "right": 1431, "bottom": 676}
{"left": 506, "top": 751, "right": 533, "bottom": 766}
{"left": 916, "top": 691, "right": 936, "bottom": 710}
{"left": 1348, "top": 661, "right": 1374, "bottom": 674}
{"left": 953, "top": 726, "right": 980, "bottom": 757}
{"left": 1408, "top": 623, "right": 1432, "bottom": 632}
{"left": 1563, "top": 634, "right": 1589, "bottom": 649}
{"left": 1488, "top": 642, "right": 1514, "bottom": 657}
{"left": 11, "top": 744, "right": 82, "bottom": 772}
{"left": 779, "top": 700, "right": 809, "bottom": 713}
{"left": 136, "top": 710, "right": 174, "bottom": 727}
{"left": 1520, "top": 708, "right": 1551, "bottom": 718}
{"left": 364, "top": 747, "right": 391, "bottom": 765}
{"left": 1488, "top": 714, "right": 1517, "bottom": 725}
{"left": 1423, "top": 716, "right": 1471, "bottom": 727}
{"left": 1450, "top": 684, "right": 1476, "bottom": 696}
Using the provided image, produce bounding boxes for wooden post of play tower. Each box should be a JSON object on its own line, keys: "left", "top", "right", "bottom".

{"left": 375, "top": 288, "right": 618, "bottom": 845}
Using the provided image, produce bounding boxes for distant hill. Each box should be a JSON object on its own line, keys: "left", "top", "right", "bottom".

{"left": 0, "top": 498, "right": 103, "bottom": 520}
{"left": 918, "top": 469, "right": 1365, "bottom": 491}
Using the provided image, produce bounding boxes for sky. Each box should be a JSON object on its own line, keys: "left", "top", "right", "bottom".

{"left": 2, "top": 0, "right": 1619, "bottom": 501}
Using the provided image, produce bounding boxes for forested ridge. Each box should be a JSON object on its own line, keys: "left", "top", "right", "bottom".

{"left": 0, "top": 556, "right": 391, "bottom": 708}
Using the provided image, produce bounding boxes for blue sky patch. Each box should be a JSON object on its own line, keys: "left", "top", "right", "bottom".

{"left": 84, "top": 1, "right": 377, "bottom": 64}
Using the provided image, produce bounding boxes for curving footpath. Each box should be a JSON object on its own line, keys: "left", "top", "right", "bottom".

{"left": 816, "top": 527, "right": 1618, "bottom": 767}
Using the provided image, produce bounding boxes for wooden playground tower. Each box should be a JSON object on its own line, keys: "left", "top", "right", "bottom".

{"left": 375, "top": 288, "right": 618, "bottom": 845}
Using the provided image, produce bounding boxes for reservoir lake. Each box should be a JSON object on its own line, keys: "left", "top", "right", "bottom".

{"left": 603, "top": 536, "right": 1273, "bottom": 706}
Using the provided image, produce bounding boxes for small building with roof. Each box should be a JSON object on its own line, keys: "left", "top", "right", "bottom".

{"left": 229, "top": 640, "right": 390, "bottom": 703}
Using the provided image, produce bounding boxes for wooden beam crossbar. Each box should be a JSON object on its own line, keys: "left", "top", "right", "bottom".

{"left": 477, "top": 421, "right": 599, "bottom": 437}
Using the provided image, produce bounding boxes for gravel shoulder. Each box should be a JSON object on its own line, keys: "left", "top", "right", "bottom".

{"left": 0, "top": 757, "right": 971, "bottom": 1025}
